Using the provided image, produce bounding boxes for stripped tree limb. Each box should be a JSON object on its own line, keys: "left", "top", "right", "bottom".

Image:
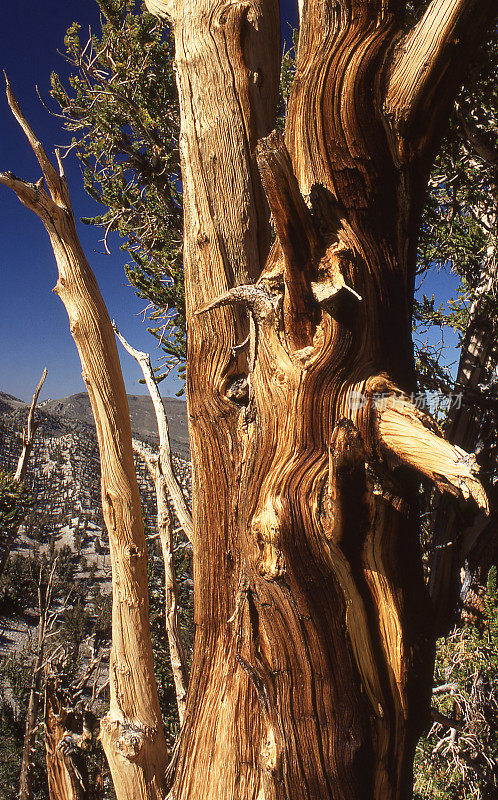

{"left": 15, "top": 366, "right": 47, "bottom": 482}
{"left": 374, "top": 390, "right": 488, "bottom": 512}
{"left": 4, "top": 74, "right": 65, "bottom": 204}
{"left": 1, "top": 79, "right": 167, "bottom": 800}
{"left": 113, "top": 321, "right": 191, "bottom": 721}
{"left": 112, "top": 322, "right": 193, "bottom": 543}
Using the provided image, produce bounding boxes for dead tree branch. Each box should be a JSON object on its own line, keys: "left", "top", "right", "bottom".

{"left": 15, "top": 367, "right": 47, "bottom": 482}
{"left": 112, "top": 321, "right": 193, "bottom": 543}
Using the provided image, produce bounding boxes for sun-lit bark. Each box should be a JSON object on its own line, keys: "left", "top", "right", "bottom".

{"left": 142, "top": 0, "right": 496, "bottom": 798}
{"left": 113, "top": 324, "right": 191, "bottom": 723}
{"left": 0, "top": 80, "right": 167, "bottom": 800}
{"left": 3, "top": 0, "right": 496, "bottom": 795}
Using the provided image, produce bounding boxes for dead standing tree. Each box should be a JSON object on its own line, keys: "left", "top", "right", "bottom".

{"left": 0, "top": 81, "right": 167, "bottom": 800}
{"left": 145, "top": 0, "right": 496, "bottom": 798}
{"left": 1, "top": 0, "right": 497, "bottom": 797}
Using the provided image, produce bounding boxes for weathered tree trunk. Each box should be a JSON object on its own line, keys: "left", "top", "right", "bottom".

{"left": 0, "top": 82, "right": 167, "bottom": 800}
{"left": 147, "top": 0, "right": 495, "bottom": 798}
{"left": 45, "top": 676, "right": 88, "bottom": 800}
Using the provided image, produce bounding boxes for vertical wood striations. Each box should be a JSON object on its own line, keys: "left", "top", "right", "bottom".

{"left": 0, "top": 82, "right": 167, "bottom": 800}
{"left": 148, "top": 0, "right": 494, "bottom": 797}
{"left": 145, "top": 0, "right": 281, "bottom": 796}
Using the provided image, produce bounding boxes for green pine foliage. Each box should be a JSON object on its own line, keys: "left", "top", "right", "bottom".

{"left": 0, "top": 470, "right": 32, "bottom": 536}
{"left": 414, "top": 27, "right": 498, "bottom": 395}
{"left": 51, "top": 0, "right": 185, "bottom": 382}
{"left": 414, "top": 570, "right": 498, "bottom": 799}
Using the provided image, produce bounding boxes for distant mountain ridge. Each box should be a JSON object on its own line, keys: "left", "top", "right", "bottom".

{"left": 0, "top": 390, "right": 189, "bottom": 455}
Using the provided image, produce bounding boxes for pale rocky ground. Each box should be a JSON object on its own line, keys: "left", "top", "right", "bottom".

{"left": 0, "top": 392, "right": 192, "bottom": 669}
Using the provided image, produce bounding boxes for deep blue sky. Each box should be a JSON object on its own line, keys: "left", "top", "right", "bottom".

{"left": 0, "top": 0, "right": 457, "bottom": 403}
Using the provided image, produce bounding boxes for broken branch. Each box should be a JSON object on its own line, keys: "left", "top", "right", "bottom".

{"left": 15, "top": 367, "right": 47, "bottom": 482}
{"left": 113, "top": 321, "right": 193, "bottom": 543}
{"left": 4, "top": 74, "right": 70, "bottom": 208}
{"left": 375, "top": 392, "right": 488, "bottom": 512}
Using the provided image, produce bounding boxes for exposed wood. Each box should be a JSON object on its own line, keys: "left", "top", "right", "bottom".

{"left": 155, "top": 493, "right": 188, "bottom": 725}
{"left": 374, "top": 387, "right": 488, "bottom": 511}
{"left": 385, "top": 0, "right": 497, "bottom": 162}
{"left": 132, "top": 435, "right": 189, "bottom": 724}
{"left": 429, "top": 189, "right": 498, "bottom": 632}
{"left": 14, "top": 367, "right": 47, "bottom": 481}
{"left": 3, "top": 0, "right": 495, "bottom": 797}
{"left": 145, "top": 1, "right": 281, "bottom": 797}
{"left": 1, "top": 80, "right": 167, "bottom": 800}
{"left": 113, "top": 324, "right": 190, "bottom": 723}
{"left": 143, "top": 0, "right": 496, "bottom": 797}
{"left": 45, "top": 676, "right": 90, "bottom": 800}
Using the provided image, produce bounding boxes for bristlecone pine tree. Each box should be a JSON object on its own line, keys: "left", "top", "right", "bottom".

{"left": 2, "top": 0, "right": 498, "bottom": 798}
{"left": 143, "top": 0, "right": 496, "bottom": 798}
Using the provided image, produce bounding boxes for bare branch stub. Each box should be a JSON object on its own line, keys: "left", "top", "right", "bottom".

{"left": 256, "top": 131, "right": 318, "bottom": 270}
{"left": 114, "top": 320, "right": 193, "bottom": 543}
{"left": 256, "top": 130, "right": 318, "bottom": 348}
{"left": 372, "top": 386, "right": 489, "bottom": 512}
{"left": 195, "top": 284, "right": 278, "bottom": 327}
